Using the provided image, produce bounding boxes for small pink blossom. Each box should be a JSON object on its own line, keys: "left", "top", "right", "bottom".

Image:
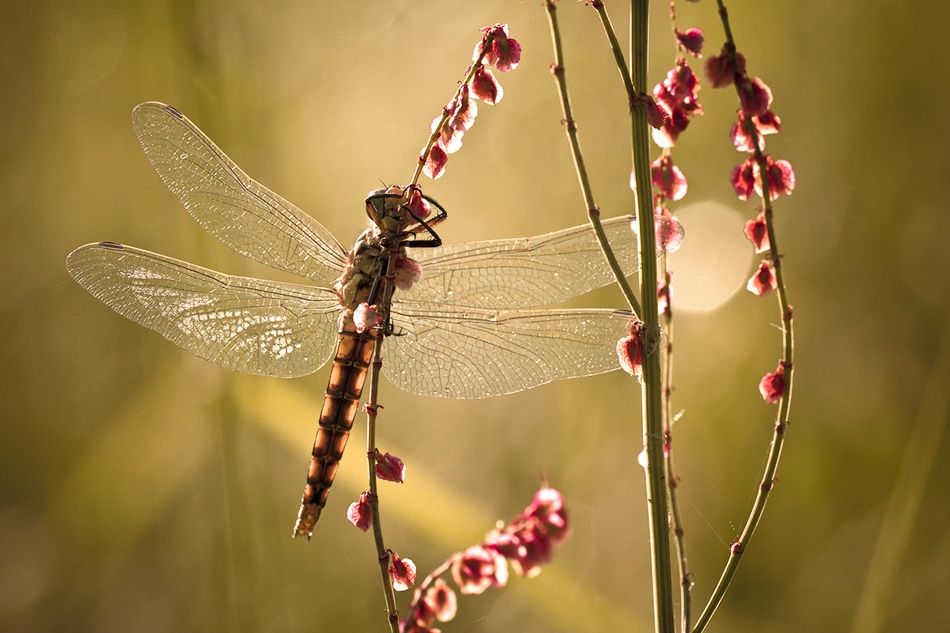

{"left": 394, "top": 256, "right": 424, "bottom": 291}
{"left": 407, "top": 189, "right": 432, "bottom": 220}
{"left": 747, "top": 260, "right": 777, "bottom": 296}
{"left": 744, "top": 211, "right": 770, "bottom": 253}
{"left": 650, "top": 155, "right": 688, "bottom": 201}
{"left": 489, "top": 520, "right": 552, "bottom": 578}
{"left": 739, "top": 76, "right": 773, "bottom": 118}
{"left": 446, "top": 84, "right": 477, "bottom": 133}
{"left": 353, "top": 303, "right": 382, "bottom": 333}
{"left": 731, "top": 157, "right": 757, "bottom": 201}
{"left": 704, "top": 45, "right": 746, "bottom": 88}
{"left": 756, "top": 156, "right": 796, "bottom": 200}
{"left": 754, "top": 109, "right": 782, "bottom": 135}
{"left": 730, "top": 109, "right": 784, "bottom": 153}
{"left": 469, "top": 66, "right": 503, "bottom": 105}
{"left": 374, "top": 450, "right": 406, "bottom": 483}
{"left": 759, "top": 362, "right": 787, "bottom": 404}
{"left": 432, "top": 112, "right": 463, "bottom": 154}
{"left": 425, "top": 578, "right": 457, "bottom": 623}
{"left": 651, "top": 105, "right": 690, "bottom": 148}
{"left": 675, "top": 27, "right": 705, "bottom": 57}
{"left": 423, "top": 144, "right": 447, "bottom": 180}
{"left": 390, "top": 551, "right": 417, "bottom": 591}
{"left": 474, "top": 24, "right": 521, "bottom": 72}
{"left": 616, "top": 320, "right": 644, "bottom": 377}
{"left": 630, "top": 92, "right": 668, "bottom": 130}
{"left": 451, "top": 545, "right": 508, "bottom": 595}
{"left": 525, "top": 487, "right": 570, "bottom": 545}
{"left": 347, "top": 492, "right": 373, "bottom": 531}
{"left": 655, "top": 213, "right": 685, "bottom": 253}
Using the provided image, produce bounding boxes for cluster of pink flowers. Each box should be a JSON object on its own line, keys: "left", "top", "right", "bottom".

{"left": 423, "top": 24, "right": 521, "bottom": 179}
{"left": 705, "top": 42, "right": 795, "bottom": 404}
{"left": 704, "top": 45, "right": 795, "bottom": 295}
{"left": 400, "top": 487, "right": 570, "bottom": 633}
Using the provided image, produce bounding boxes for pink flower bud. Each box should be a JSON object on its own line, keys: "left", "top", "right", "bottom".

{"left": 390, "top": 551, "right": 417, "bottom": 591}
{"left": 744, "top": 211, "right": 770, "bottom": 253}
{"left": 423, "top": 144, "right": 447, "bottom": 180}
{"left": 650, "top": 155, "right": 688, "bottom": 201}
{"left": 424, "top": 578, "right": 457, "bottom": 623}
{"left": 393, "top": 256, "right": 424, "bottom": 291}
{"left": 474, "top": 24, "right": 521, "bottom": 72}
{"left": 759, "top": 363, "right": 786, "bottom": 404}
{"left": 675, "top": 27, "right": 705, "bottom": 56}
{"left": 451, "top": 545, "right": 508, "bottom": 595}
{"left": 747, "top": 260, "right": 777, "bottom": 296}
{"left": 374, "top": 450, "right": 406, "bottom": 483}
{"left": 616, "top": 320, "right": 645, "bottom": 377}
{"left": 353, "top": 303, "right": 382, "bottom": 333}
{"left": 469, "top": 66, "right": 503, "bottom": 105}
{"left": 346, "top": 492, "right": 373, "bottom": 531}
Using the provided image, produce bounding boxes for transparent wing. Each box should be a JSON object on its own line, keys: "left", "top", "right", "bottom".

{"left": 385, "top": 300, "right": 634, "bottom": 398}
{"left": 131, "top": 102, "right": 348, "bottom": 283}
{"left": 66, "top": 242, "right": 342, "bottom": 378}
{"left": 405, "top": 215, "right": 684, "bottom": 309}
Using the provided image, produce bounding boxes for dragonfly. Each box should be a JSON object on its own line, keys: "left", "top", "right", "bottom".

{"left": 66, "top": 102, "right": 683, "bottom": 539}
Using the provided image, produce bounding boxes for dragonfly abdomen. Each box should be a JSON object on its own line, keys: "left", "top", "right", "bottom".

{"left": 293, "top": 324, "right": 377, "bottom": 539}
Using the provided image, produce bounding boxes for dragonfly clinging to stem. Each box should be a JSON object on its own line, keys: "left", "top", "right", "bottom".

{"left": 66, "top": 102, "right": 683, "bottom": 538}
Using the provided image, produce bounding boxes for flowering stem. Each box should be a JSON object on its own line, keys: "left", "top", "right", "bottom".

{"left": 408, "top": 32, "right": 497, "bottom": 188}
{"left": 365, "top": 338, "right": 399, "bottom": 633}
{"left": 691, "top": 3, "right": 796, "bottom": 631}
{"left": 544, "top": 0, "right": 642, "bottom": 317}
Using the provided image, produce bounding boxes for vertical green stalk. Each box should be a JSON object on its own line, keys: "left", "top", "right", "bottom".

{"left": 629, "top": 2, "right": 675, "bottom": 632}
{"left": 366, "top": 320, "right": 399, "bottom": 632}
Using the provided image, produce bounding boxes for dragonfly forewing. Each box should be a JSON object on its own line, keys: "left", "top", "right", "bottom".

{"left": 131, "top": 102, "right": 348, "bottom": 284}
{"left": 66, "top": 242, "right": 341, "bottom": 378}
{"left": 386, "top": 302, "right": 635, "bottom": 398}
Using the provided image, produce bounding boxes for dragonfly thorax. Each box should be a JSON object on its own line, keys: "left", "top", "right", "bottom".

{"left": 335, "top": 227, "right": 402, "bottom": 311}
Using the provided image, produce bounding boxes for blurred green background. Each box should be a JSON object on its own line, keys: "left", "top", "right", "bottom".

{"left": 3, "top": 1, "right": 949, "bottom": 632}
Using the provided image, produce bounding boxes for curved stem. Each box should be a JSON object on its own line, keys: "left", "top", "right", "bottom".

{"left": 692, "top": 2, "right": 796, "bottom": 630}
{"left": 545, "top": 0, "right": 642, "bottom": 317}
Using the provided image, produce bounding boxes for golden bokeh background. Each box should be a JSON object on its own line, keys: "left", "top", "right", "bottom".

{"left": 3, "top": 1, "right": 949, "bottom": 632}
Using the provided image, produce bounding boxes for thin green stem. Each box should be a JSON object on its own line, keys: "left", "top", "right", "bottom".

{"left": 588, "top": 2, "right": 675, "bottom": 630}
{"left": 692, "top": 2, "right": 795, "bottom": 630}
{"left": 629, "top": 1, "right": 675, "bottom": 631}
{"left": 365, "top": 338, "right": 400, "bottom": 633}
{"left": 662, "top": 276, "right": 691, "bottom": 633}
{"left": 544, "top": 0, "right": 642, "bottom": 317}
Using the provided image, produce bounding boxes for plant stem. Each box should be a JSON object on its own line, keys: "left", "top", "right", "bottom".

{"left": 628, "top": 1, "right": 675, "bottom": 631}
{"left": 366, "top": 337, "right": 399, "bottom": 633}
{"left": 663, "top": 297, "right": 692, "bottom": 633}
{"left": 545, "top": 0, "right": 642, "bottom": 317}
{"left": 408, "top": 32, "right": 497, "bottom": 188}
{"left": 692, "top": 3, "right": 796, "bottom": 630}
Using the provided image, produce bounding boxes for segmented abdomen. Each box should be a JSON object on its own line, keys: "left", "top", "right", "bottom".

{"left": 293, "top": 323, "right": 377, "bottom": 538}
